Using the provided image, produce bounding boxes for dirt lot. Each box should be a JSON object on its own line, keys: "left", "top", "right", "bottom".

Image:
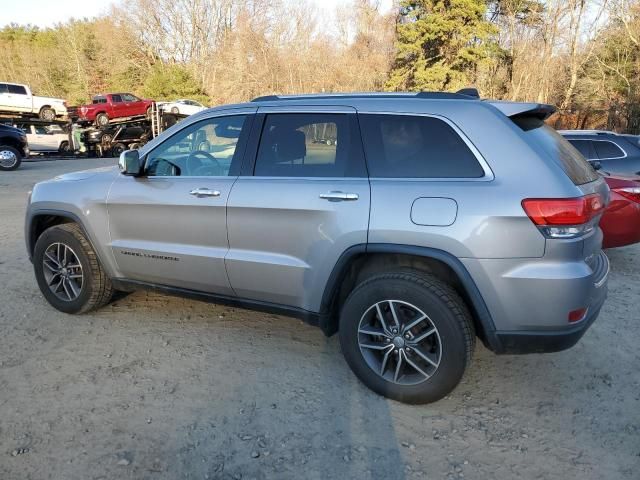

{"left": 0, "top": 158, "right": 638, "bottom": 480}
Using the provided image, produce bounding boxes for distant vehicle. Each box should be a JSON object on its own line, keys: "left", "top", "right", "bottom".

{"left": 599, "top": 172, "right": 640, "bottom": 248}
{"left": 70, "top": 93, "right": 154, "bottom": 127}
{"left": 82, "top": 121, "right": 151, "bottom": 157}
{"left": 0, "top": 82, "right": 67, "bottom": 121}
{"left": 560, "top": 130, "right": 640, "bottom": 175}
{"left": 159, "top": 99, "right": 206, "bottom": 116}
{"left": 16, "top": 123, "right": 70, "bottom": 154}
{"left": 0, "top": 123, "right": 28, "bottom": 170}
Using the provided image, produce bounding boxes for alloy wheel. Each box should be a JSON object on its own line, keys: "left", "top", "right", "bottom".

{"left": 42, "top": 242, "right": 84, "bottom": 301}
{"left": 0, "top": 149, "right": 18, "bottom": 169}
{"left": 358, "top": 300, "right": 442, "bottom": 385}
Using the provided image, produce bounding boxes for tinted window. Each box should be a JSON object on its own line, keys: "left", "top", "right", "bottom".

{"left": 593, "top": 140, "right": 625, "bottom": 159}
{"left": 8, "top": 84, "right": 27, "bottom": 95}
{"left": 512, "top": 117, "right": 598, "bottom": 185}
{"left": 34, "top": 126, "right": 49, "bottom": 135}
{"left": 92, "top": 96, "right": 107, "bottom": 104}
{"left": 0, "top": 84, "right": 8, "bottom": 94}
{"left": 359, "top": 114, "right": 484, "bottom": 178}
{"left": 255, "top": 113, "right": 358, "bottom": 177}
{"left": 146, "top": 115, "right": 247, "bottom": 177}
{"left": 122, "top": 94, "right": 139, "bottom": 102}
{"left": 111, "top": 94, "right": 123, "bottom": 103}
{"left": 567, "top": 139, "right": 596, "bottom": 160}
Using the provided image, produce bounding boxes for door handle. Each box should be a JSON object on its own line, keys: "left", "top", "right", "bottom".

{"left": 319, "top": 191, "right": 359, "bottom": 201}
{"left": 189, "top": 187, "right": 221, "bottom": 198}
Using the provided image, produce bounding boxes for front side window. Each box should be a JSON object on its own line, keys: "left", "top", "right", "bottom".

{"left": 8, "top": 84, "right": 27, "bottom": 95}
{"left": 35, "top": 126, "right": 49, "bottom": 135}
{"left": 254, "top": 113, "right": 354, "bottom": 177}
{"left": 146, "top": 115, "right": 247, "bottom": 177}
{"left": 593, "top": 140, "right": 625, "bottom": 159}
{"left": 359, "top": 114, "right": 485, "bottom": 178}
{"left": 122, "top": 94, "right": 139, "bottom": 102}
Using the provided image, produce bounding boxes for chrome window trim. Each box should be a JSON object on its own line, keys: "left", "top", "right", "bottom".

{"left": 591, "top": 139, "right": 627, "bottom": 160}
{"left": 356, "top": 110, "right": 495, "bottom": 182}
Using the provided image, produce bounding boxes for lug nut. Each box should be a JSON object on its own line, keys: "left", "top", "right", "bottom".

{"left": 404, "top": 334, "right": 410, "bottom": 339}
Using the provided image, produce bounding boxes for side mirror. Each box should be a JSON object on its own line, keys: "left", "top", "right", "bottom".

{"left": 118, "top": 149, "right": 142, "bottom": 176}
{"left": 590, "top": 160, "right": 602, "bottom": 171}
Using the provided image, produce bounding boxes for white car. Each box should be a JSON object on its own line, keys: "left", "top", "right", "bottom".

{"left": 18, "top": 124, "right": 70, "bottom": 154}
{"left": 0, "top": 82, "right": 67, "bottom": 121}
{"left": 160, "top": 99, "right": 206, "bottom": 116}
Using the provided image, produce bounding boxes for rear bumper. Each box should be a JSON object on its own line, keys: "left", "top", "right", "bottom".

{"left": 491, "top": 290, "right": 606, "bottom": 354}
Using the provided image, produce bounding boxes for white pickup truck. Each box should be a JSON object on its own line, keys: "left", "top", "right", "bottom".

{"left": 0, "top": 82, "right": 67, "bottom": 121}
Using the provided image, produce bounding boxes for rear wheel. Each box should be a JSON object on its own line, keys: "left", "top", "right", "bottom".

{"left": 0, "top": 145, "right": 22, "bottom": 171}
{"left": 58, "top": 141, "right": 70, "bottom": 154}
{"left": 33, "top": 223, "right": 113, "bottom": 314}
{"left": 170, "top": 106, "right": 179, "bottom": 114}
{"left": 111, "top": 143, "right": 126, "bottom": 157}
{"left": 39, "top": 107, "right": 55, "bottom": 121}
{"left": 339, "top": 272, "right": 475, "bottom": 404}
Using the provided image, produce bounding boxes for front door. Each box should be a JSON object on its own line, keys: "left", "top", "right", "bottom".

{"left": 225, "top": 107, "right": 370, "bottom": 311}
{"left": 107, "top": 109, "right": 255, "bottom": 294}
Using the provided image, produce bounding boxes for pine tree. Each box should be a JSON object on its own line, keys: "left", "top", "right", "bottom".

{"left": 386, "top": 0, "right": 498, "bottom": 92}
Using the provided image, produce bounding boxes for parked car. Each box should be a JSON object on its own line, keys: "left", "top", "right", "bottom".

{"left": 0, "top": 123, "right": 28, "bottom": 170}
{"left": 560, "top": 130, "right": 640, "bottom": 175}
{"left": 26, "top": 91, "right": 609, "bottom": 404}
{"left": 0, "top": 82, "right": 67, "bottom": 121}
{"left": 16, "top": 123, "right": 70, "bottom": 154}
{"left": 70, "top": 93, "right": 154, "bottom": 127}
{"left": 600, "top": 172, "right": 640, "bottom": 248}
{"left": 159, "top": 99, "right": 206, "bottom": 116}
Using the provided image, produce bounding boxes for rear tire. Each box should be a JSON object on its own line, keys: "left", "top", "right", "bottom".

{"left": 0, "top": 145, "right": 22, "bottom": 170}
{"left": 111, "top": 143, "right": 126, "bottom": 157}
{"left": 339, "top": 272, "right": 475, "bottom": 404}
{"left": 170, "top": 106, "right": 179, "bottom": 114}
{"left": 33, "top": 223, "right": 113, "bottom": 314}
{"left": 59, "top": 141, "right": 70, "bottom": 154}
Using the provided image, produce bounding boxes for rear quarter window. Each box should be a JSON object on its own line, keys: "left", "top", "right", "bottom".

{"left": 359, "top": 114, "right": 484, "bottom": 178}
{"left": 512, "top": 116, "right": 599, "bottom": 185}
{"left": 593, "top": 140, "right": 625, "bottom": 159}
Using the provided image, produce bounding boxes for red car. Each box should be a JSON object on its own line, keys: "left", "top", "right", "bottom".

{"left": 71, "top": 93, "right": 154, "bottom": 127}
{"left": 601, "top": 172, "right": 640, "bottom": 248}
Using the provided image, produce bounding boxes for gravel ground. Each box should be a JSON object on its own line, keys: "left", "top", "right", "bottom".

{"left": 0, "top": 158, "right": 638, "bottom": 480}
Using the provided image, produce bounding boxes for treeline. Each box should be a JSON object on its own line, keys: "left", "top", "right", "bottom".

{"left": 0, "top": 0, "right": 638, "bottom": 132}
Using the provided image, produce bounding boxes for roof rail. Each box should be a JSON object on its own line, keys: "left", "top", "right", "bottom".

{"left": 250, "top": 90, "right": 480, "bottom": 103}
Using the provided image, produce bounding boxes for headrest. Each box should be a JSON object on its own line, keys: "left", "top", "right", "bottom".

{"left": 273, "top": 129, "right": 306, "bottom": 162}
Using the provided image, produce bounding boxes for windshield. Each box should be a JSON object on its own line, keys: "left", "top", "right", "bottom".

{"left": 512, "top": 116, "right": 599, "bottom": 185}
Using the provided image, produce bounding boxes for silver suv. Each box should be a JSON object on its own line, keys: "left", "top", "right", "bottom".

{"left": 26, "top": 92, "right": 610, "bottom": 404}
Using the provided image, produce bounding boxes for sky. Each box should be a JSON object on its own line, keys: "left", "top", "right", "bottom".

{"left": 0, "top": 0, "right": 393, "bottom": 28}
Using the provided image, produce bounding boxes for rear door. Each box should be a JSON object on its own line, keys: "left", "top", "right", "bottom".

{"left": 7, "top": 84, "right": 31, "bottom": 112}
{"left": 0, "top": 83, "right": 10, "bottom": 110}
{"left": 31, "top": 125, "right": 57, "bottom": 151}
{"left": 225, "top": 106, "right": 370, "bottom": 311}
{"left": 109, "top": 94, "right": 126, "bottom": 118}
{"left": 107, "top": 108, "right": 255, "bottom": 294}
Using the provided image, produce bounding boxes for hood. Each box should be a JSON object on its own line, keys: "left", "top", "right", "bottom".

{"left": 52, "top": 165, "right": 119, "bottom": 182}
{"left": 0, "top": 123, "right": 26, "bottom": 135}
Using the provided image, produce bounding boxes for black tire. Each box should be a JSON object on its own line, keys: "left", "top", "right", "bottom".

{"left": 96, "top": 113, "right": 109, "bottom": 127}
{"left": 111, "top": 143, "right": 126, "bottom": 157}
{"left": 58, "top": 141, "right": 70, "bottom": 154}
{"left": 33, "top": 223, "right": 113, "bottom": 314}
{"left": 339, "top": 272, "right": 475, "bottom": 404}
{"left": 170, "top": 106, "right": 179, "bottom": 114}
{"left": 0, "top": 145, "right": 22, "bottom": 171}
{"left": 39, "top": 107, "right": 55, "bottom": 121}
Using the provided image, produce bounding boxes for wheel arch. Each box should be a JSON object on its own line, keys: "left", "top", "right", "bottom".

{"left": 319, "top": 243, "right": 500, "bottom": 351}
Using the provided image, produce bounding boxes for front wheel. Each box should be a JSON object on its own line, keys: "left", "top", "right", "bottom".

{"left": 339, "top": 272, "right": 475, "bottom": 404}
{"left": 0, "top": 145, "right": 22, "bottom": 171}
{"left": 170, "top": 106, "right": 179, "bottom": 114}
{"left": 111, "top": 143, "right": 126, "bottom": 157}
{"left": 33, "top": 223, "right": 113, "bottom": 314}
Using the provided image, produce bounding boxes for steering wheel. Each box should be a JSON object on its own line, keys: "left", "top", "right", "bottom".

{"left": 187, "top": 150, "right": 223, "bottom": 176}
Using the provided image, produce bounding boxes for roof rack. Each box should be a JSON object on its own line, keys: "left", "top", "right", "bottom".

{"left": 251, "top": 88, "right": 480, "bottom": 103}
{"left": 557, "top": 129, "right": 615, "bottom": 136}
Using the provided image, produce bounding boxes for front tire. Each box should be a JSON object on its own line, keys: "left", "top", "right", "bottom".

{"left": 33, "top": 224, "right": 113, "bottom": 314}
{"left": 0, "top": 145, "right": 22, "bottom": 171}
{"left": 339, "top": 272, "right": 475, "bottom": 404}
{"left": 170, "top": 106, "right": 179, "bottom": 114}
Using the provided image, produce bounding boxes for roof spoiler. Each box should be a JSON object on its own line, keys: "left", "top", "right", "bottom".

{"left": 456, "top": 87, "right": 480, "bottom": 98}
{"left": 487, "top": 101, "right": 556, "bottom": 120}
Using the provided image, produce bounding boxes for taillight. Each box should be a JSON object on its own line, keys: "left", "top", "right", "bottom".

{"left": 614, "top": 187, "right": 640, "bottom": 204}
{"left": 522, "top": 193, "right": 604, "bottom": 239}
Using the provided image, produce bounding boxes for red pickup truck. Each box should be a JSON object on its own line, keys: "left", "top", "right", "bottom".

{"left": 71, "top": 93, "right": 154, "bottom": 127}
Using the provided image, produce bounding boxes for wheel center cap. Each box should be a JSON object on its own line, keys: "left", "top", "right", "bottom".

{"left": 392, "top": 336, "right": 405, "bottom": 349}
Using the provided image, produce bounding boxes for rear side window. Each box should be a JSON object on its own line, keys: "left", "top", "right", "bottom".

{"left": 8, "top": 84, "right": 27, "bottom": 95}
{"left": 0, "top": 84, "right": 8, "bottom": 94}
{"left": 254, "top": 113, "right": 362, "bottom": 177}
{"left": 358, "top": 114, "right": 484, "bottom": 178}
{"left": 567, "top": 139, "right": 596, "bottom": 160}
{"left": 593, "top": 140, "right": 625, "bottom": 159}
{"left": 512, "top": 117, "right": 598, "bottom": 185}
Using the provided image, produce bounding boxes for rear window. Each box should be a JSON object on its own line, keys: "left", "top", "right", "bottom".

{"left": 359, "top": 114, "right": 484, "bottom": 178}
{"left": 92, "top": 96, "right": 107, "bottom": 104}
{"left": 512, "top": 116, "right": 598, "bottom": 185}
{"left": 8, "top": 84, "right": 27, "bottom": 95}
